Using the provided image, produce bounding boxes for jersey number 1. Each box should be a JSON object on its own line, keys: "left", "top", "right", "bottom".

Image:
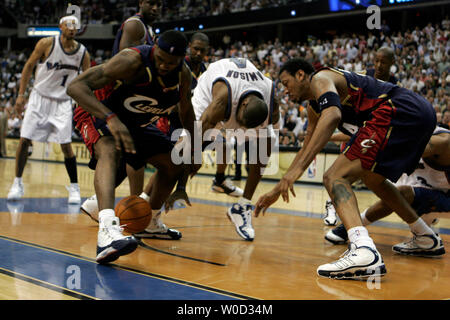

{"left": 61, "top": 74, "right": 69, "bottom": 87}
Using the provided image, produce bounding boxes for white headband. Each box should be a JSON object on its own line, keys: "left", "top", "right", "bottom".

{"left": 59, "top": 15, "right": 79, "bottom": 29}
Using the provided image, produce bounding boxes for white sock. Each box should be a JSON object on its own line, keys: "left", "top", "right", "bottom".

{"left": 151, "top": 208, "right": 162, "bottom": 220}
{"left": 360, "top": 209, "right": 372, "bottom": 226}
{"left": 14, "top": 177, "right": 22, "bottom": 184}
{"left": 238, "top": 196, "right": 251, "bottom": 206}
{"left": 347, "top": 226, "right": 376, "bottom": 249}
{"left": 99, "top": 209, "right": 115, "bottom": 224}
{"left": 139, "top": 192, "right": 150, "bottom": 202}
{"left": 409, "top": 218, "right": 434, "bottom": 236}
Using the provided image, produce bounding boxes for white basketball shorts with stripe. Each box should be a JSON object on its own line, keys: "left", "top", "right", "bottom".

{"left": 20, "top": 90, "right": 73, "bottom": 144}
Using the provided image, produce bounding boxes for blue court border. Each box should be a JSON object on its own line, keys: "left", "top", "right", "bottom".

{"left": 0, "top": 234, "right": 249, "bottom": 300}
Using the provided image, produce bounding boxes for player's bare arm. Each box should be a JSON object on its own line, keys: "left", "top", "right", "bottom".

{"left": 255, "top": 73, "right": 342, "bottom": 215}
{"left": 178, "top": 64, "right": 196, "bottom": 144}
{"left": 67, "top": 49, "right": 142, "bottom": 153}
{"left": 67, "top": 49, "right": 141, "bottom": 119}
{"left": 119, "top": 20, "right": 146, "bottom": 50}
{"left": 287, "top": 74, "right": 342, "bottom": 179}
{"left": 81, "top": 50, "right": 91, "bottom": 71}
{"left": 199, "top": 81, "right": 229, "bottom": 134}
{"left": 15, "top": 37, "right": 53, "bottom": 115}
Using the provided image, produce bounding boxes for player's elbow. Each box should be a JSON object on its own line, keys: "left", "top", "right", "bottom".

{"left": 66, "top": 79, "right": 79, "bottom": 99}
{"left": 322, "top": 107, "right": 342, "bottom": 127}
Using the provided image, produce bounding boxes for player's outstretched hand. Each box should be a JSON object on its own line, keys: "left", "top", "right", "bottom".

{"left": 14, "top": 96, "right": 26, "bottom": 119}
{"left": 255, "top": 187, "right": 281, "bottom": 217}
{"left": 106, "top": 116, "right": 136, "bottom": 154}
{"left": 164, "top": 189, "right": 192, "bottom": 213}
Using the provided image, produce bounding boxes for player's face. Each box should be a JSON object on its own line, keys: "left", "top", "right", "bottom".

{"left": 280, "top": 70, "right": 304, "bottom": 103}
{"left": 189, "top": 40, "right": 209, "bottom": 64}
{"left": 374, "top": 52, "right": 393, "bottom": 80}
{"left": 60, "top": 20, "right": 77, "bottom": 39}
{"left": 140, "top": 0, "right": 162, "bottom": 24}
{"left": 153, "top": 46, "right": 183, "bottom": 76}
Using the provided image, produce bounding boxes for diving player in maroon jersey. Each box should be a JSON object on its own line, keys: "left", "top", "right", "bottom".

{"left": 255, "top": 58, "right": 441, "bottom": 280}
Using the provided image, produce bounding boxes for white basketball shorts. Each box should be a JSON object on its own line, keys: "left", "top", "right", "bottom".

{"left": 20, "top": 90, "right": 73, "bottom": 144}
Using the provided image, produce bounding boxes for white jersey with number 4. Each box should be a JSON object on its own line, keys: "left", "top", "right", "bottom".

{"left": 192, "top": 58, "right": 275, "bottom": 130}
{"left": 33, "top": 36, "right": 86, "bottom": 100}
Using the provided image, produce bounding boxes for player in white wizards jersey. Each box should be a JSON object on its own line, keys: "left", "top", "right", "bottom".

{"left": 326, "top": 126, "right": 449, "bottom": 257}
{"left": 8, "top": 16, "right": 91, "bottom": 203}
{"left": 187, "top": 57, "right": 279, "bottom": 241}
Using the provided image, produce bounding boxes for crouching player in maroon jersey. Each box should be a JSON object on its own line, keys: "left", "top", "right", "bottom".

{"left": 255, "top": 58, "right": 441, "bottom": 280}
{"left": 67, "top": 30, "right": 195, "bottom": 264}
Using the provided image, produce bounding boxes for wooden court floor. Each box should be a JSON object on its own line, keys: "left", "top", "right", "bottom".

{"left": 0, "top": 158, "right": 449, "bottom": 300}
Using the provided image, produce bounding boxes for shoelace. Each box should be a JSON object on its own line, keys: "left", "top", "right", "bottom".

{"left": 106, "top": 223, "right": 127, "bottom": 241}
{"left": 66, "top": 185, "right": 80, "bottom": 193}
{"left": 234, "top": 204, "right": 252, "bottom": 227}
{"left": 333, "top": 245, "right": 358, "bottom": 266}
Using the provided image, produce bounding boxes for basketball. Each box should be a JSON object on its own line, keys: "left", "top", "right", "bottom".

{"left": 115, "top": 196, "right": 152, "bottom": 234}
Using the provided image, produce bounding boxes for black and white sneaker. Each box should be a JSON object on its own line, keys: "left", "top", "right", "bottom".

{"left": 317, "top": 243, "right": 387, "bottom": 280}
{"left": 212, "top": 178, "right": 243, "bottom": 197}
{"left": 133, "top": 211, "right": 182, "bottom": 240}
{"left": 324, "top": 200, "right": 338, "bottom": 226}
{"left": 227, "top": 203, "right": 254, "bottom": 241}
{"left": 325, "top": 224, "right": 348, "bottom": 245}
{"left": 96, "top": 216, "right": 138, "bottom": 264}
{"left": 392, "top": 232, "right": 445, "bottom": 257}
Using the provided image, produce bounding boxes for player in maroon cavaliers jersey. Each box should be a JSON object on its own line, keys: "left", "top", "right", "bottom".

{"left": 255, "top": 58, "right": 440, "bottom": 280}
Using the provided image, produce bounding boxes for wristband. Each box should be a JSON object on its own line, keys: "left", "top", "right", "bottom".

{"left": 104, "top": 112, "right": 117, "bottom": 122}
{"left": 317, "top": 91, "right": 342, "bottom": 112}
{"left": 18, "top": 94, "right": 26, "bottom": 97}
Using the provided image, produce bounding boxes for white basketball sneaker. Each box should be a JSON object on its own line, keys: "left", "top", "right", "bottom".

{"left": 227, "top": 203, "right": 255, "bottom": 241}
{"left": 8, "top": 179, "right": 24, "bottom": 200}
{"left": 133, "top": 211, "right": 182, "bottom": 240}
{"left": 81, "top": 194, "right": 99, "bottom": 222}
{"left": 317, "top": 243, "right": 387, "bottom": 279}
{"left": 324, "top": 200, "right": 338, "bottom": 226}
{"left": 392, "top": 232, "right": 445, "bottom": 257}
{"left": 66, "top": 183, "right": 81, "bottom": 204}
{"left": 96, "top": 216, "right": 138, "bottom": 264}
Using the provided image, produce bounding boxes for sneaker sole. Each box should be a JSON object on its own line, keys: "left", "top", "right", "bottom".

{"left": 317, "top": 264, "right": 387, "bottom": 280}
{"left": 392, "top": 246, "right": 445, "bottom": 258}
{"left": 211, "top": 187, "right": 241, "bottom": 197}
{"left": 226, "top": 210, "right": 254, "bottom": 241}
{"left": 324, "top": 234, "right": 347, "bottom": 245}
{"left": 96, "top": 241, "right": 138, "bottom": 264}
{"left": 80, "top": 207, "right": 99, "bottom": 223}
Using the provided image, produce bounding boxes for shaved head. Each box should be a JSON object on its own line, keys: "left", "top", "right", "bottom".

{"left": 240, "top": 94, "right": 268, "bottom": 128}
{"left": 377, "top": 47, "right": 395, "bottom": 63}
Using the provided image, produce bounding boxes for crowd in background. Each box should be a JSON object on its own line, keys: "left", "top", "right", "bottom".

{"left": 2, "top": 0, "right": 300, "bottom": 25}
{"left": 1, "top": 17, "right": 449, "bottom": 155}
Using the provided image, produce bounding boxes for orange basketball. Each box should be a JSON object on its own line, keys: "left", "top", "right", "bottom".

{"left": 115, "top": 195, "right": 152, "bottom": 234}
